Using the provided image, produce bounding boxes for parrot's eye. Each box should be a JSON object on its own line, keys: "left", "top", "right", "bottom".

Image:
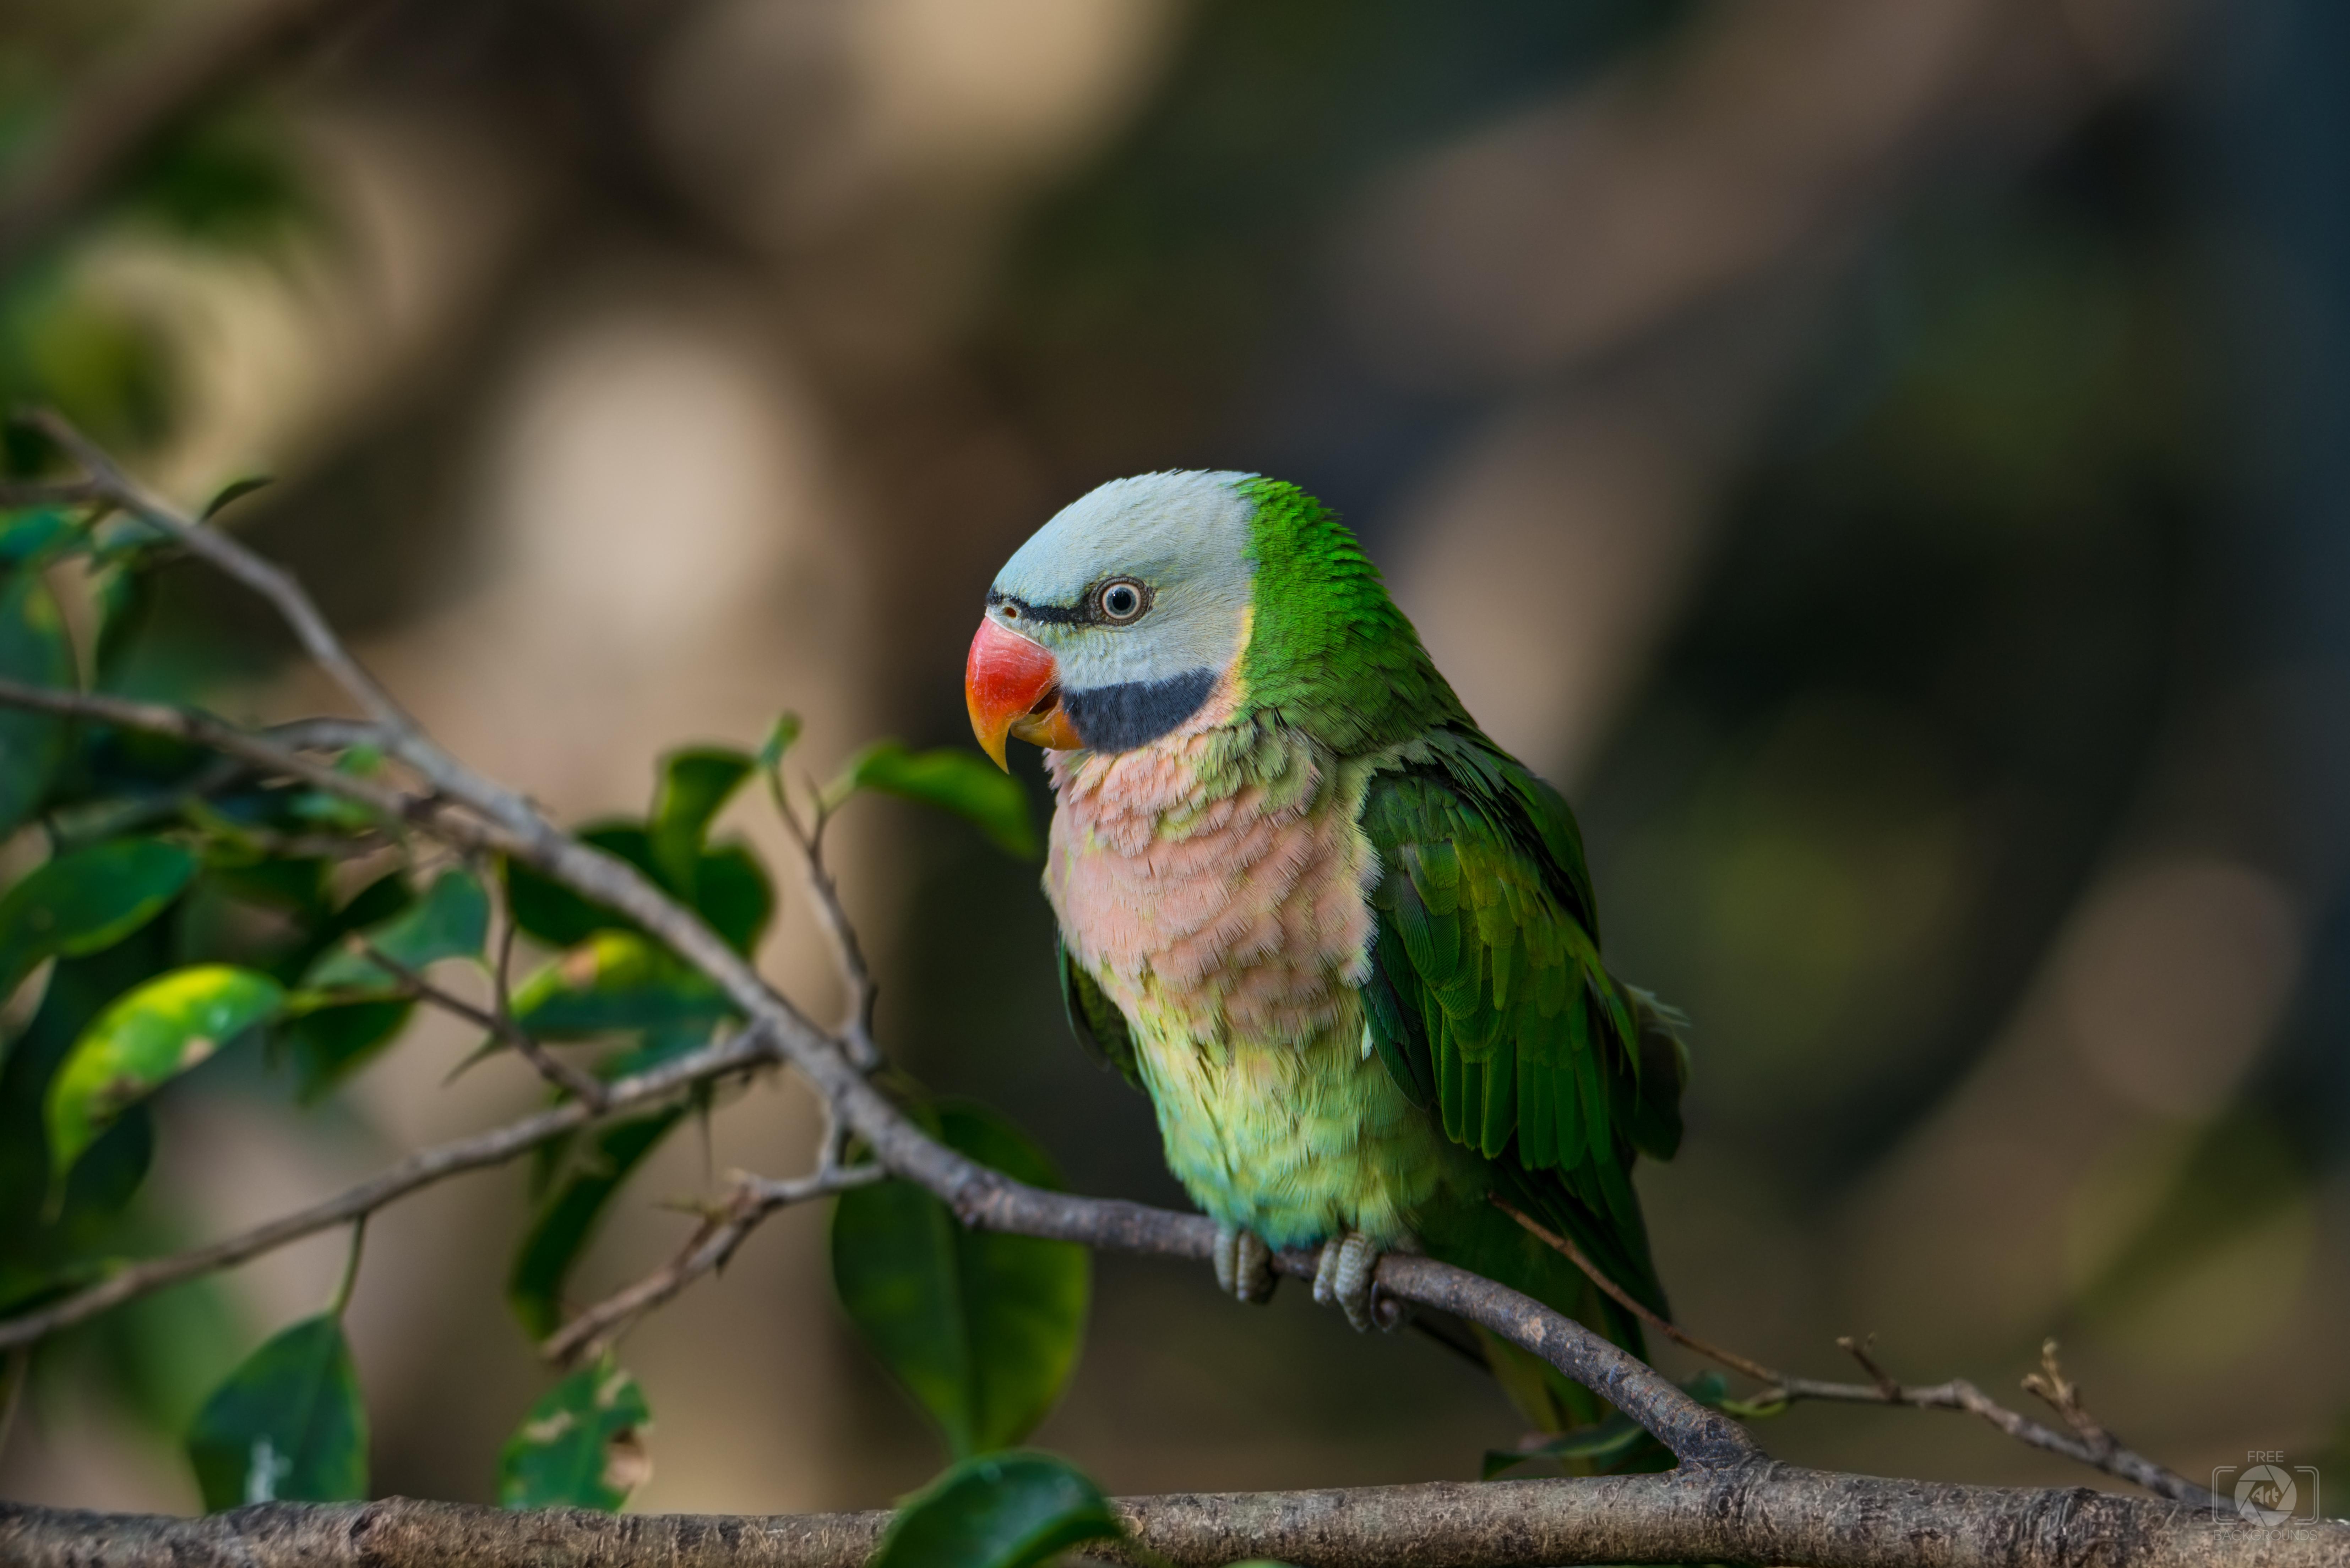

{"left": 1095, "top": 578, "right": 1150, "bottom": 625}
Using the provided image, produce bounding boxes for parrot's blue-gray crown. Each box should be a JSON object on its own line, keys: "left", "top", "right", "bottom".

{"left": 977, "top": 471, "right": 1259, "bottom": 753}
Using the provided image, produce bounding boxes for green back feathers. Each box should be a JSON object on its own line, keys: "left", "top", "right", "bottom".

{"left": 1235, "top": 477, "right": 1465, "bottom": 754}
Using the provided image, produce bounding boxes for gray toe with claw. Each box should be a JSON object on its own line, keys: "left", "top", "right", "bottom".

{"left": 1214, "top": 1224, "right": 1276, "bottom": 1305}
{"left": 1311, "top": 1231, "right": 1382, "bottom": 1331}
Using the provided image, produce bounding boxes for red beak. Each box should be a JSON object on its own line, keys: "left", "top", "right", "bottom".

{"left": 966, "top": 615, "right": 1082, "bottom": 769}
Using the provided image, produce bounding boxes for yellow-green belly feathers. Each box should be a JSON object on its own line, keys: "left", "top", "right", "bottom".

{"left": 1045, "top": 717, "right": 1476, "bottom": 1250}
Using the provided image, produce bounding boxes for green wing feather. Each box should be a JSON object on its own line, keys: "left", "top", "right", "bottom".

{"left": 1057, "top": 932, "right": 1142, "bottom": 1091}
{"left": 1360, "top": 728, "right": 1686, "bottom": 1321}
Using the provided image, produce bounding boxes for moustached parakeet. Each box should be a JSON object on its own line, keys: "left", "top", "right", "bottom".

{"left": 964, "top": 472, "right": 1687, "bottom": 1435}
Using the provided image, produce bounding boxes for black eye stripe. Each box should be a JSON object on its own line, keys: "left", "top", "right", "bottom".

{"left": 986, "top": 579, "right": 1152, "bottom": 628}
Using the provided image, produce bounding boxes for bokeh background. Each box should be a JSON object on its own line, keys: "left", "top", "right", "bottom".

{"left": 4, "top": 0, "right": 2348, "bottom": 1518}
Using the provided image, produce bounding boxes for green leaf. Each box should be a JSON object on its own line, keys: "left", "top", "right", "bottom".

{"left": 0, "top": 509, "right": 74, "bottom": 568}
{"left": 0, "top": 837, "right": 196, "bottom": 999}
{"left": 504, "top": 823, "right": 651, "bottom": 947}
{"left": 511, "top": 931, "right": 731, "bottom": 1039}
{"left": 693, "top": 842, "right": 774, "bottom": 955}
{"left": 302, "top": 868, "right": 488, "bottom": 992}
{"left": 185, "top": 1313, "right": 368, "bottom": 1510}
{"left": 508, "top": 1109, "right": 686, "bottom": 1338}
{"left": 201, "top": 475, "right": 273, "bottom": 519}
{"left": 498, "top": 1358, "right": 651, "bottom": 1511}
{"left": 0, "top": 564, "right": 75, "bottom": 838}
{"left": 649, "top": 747, "right": 754, "bottom": 897}
{"left": 757, "top": 711, "right": 801, "bottom": 771}
{"left": 282, "top": 1000, "right": 414, "bottom": 1102}
{"left": 46, "top": 965, "right": 283, "bottom": 1186}
{"left": 832, "top": 1103, "right": 1088, "bottom": 1458}
{"left": 832, "top": 742, "right": 1037, "bottom": 859}
{"left": 870, "top": 1451, "right": 1120, "bottom": 1568}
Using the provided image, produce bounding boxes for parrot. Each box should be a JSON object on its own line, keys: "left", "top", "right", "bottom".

{"left": 963, "top": 470, "right": 1687, "bottom": 1433}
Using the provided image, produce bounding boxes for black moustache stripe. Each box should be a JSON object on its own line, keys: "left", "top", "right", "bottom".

{"left": 1062, "top": 669, "right": 1219, "bottom": 752}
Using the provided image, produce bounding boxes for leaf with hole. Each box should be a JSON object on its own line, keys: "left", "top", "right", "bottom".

{"left": 0, "top": 837, "right": 196, "bottom": 1000}
{"left": 46, "top": 965, "right": 283, "bottom": 1186}
{"left": 0, "top": 564, "right": 75, "bottom": 838}
{"left": 185, "top": 1313, "right": 367, "bottom": 1511}
{"left": 869, "top": 1451, "right": 1120, "bottom": 1568}
{"left": 831, "top": 742, "right": 1037, "bottom": 859}
{"left": 302, "top": 868, "right": 488, "bottom": 993}
{"left": 511, "top": 931, "right": 731, "bottom": 1039}
{"left": 498, "top": 1358, "right": 652, "bottom": 1511}
{"left": 507, "top": 1109, "right": 686, "bottom": 1338}
{"left": 832, "top": 1102, "right": 1088, "bottom": 1458}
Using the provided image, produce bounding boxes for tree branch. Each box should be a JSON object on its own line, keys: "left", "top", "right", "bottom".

{"left": 0, "top": 1024, "right": 776, "bottom": 1354}
{"left": 543, "top": 1163, "right": 886, "bottom": 1368}
{"left": 1496, "top": 1197, "right": 2218, "bottom": 1506}
{"left": 3, "top": 1467, "right": 2339, "bottom": 1568}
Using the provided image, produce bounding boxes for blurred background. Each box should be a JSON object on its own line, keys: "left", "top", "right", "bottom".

{"left": 4, "top": 0, "right": 2348, "bottom": 1518}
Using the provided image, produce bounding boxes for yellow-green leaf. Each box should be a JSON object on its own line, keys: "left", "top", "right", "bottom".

{"left": 46, "top": 965, "right": 283, "bottom": 1184}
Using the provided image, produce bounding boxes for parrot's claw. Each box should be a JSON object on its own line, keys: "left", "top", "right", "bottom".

{"left": 1213, "top": 1224, "right": 1276, "bottom": 1305}
{"left": 1311, "top": 1230, "right": 1388, "bottom": 1332}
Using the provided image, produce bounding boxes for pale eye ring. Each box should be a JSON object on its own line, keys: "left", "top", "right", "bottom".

{"left": 1095, "top": 577, "right": 1150, "bottom": 624}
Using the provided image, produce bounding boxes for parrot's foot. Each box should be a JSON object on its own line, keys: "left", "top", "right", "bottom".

{"left": 1311, "top": 1231, "right": 1394, "bottom": 1332}
{"left": 1213, "top": 1224, "right": 1276, "bottom": 1305}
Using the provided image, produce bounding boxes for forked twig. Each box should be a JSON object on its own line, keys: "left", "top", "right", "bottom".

{"left": 348, "top": 937, "right": 608, "bottom": 1110}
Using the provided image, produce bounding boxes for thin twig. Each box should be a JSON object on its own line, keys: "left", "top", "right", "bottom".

{"left": 349, "top": 936, "right": 608, "bottom": 1109}
{"left": 1494, "top": 1198, "right": 2216, "bottom": 1506}
{"left": 0, "top": 480, "right": 100, "bottom": 509}
{"left": 1490, "top": 1197, "right": 1779, "bottom": 1383}
{"left": 543, "top": 1163, "right": 885, "bottom": 1367}
{"left": 765, "top": 767, "right": 881, "bottom": 1071}
{"left": 0, "top": 1025, "right": 776, "bottom": 1353}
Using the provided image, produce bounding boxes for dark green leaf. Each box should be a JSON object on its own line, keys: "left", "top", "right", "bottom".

{"left": 869, "top": 1451, "right": 1119, "bottom": 1568}
{"left": 694, "top": 842, "right": 773, "bottom": 955}
{"left": 504, "top": 822, "right": 650, "bottom": 947}
{"left": 282, "top": 1000, "right": 414, "bottom": 1102}
{"left": 832, "top": 1103, "right": 1088, "bottom": 1457}
{"left": 511, "top": 931, "right": 731, "bottom": 1039}
{"left": 87, "top": 559, "right": 156, "bottom": 679}
{"left": 0, "top": 837, "right": 196, "bottom": 999}
{"left": 756, "top": 712, "right": 801, "bottom": 771}
{"left": 498, "top": 1359, "right": 651, "bottom": 1511}
{"left": 0, "top": 564, "right": 75, "bottom": 838}
{"left": 46, "top": 965, "right": 283, "bottom": 1185}
{"left": 508, "top": 1110, "right": 685, "bottom": 1337}
{"left": 185, "top": 1313, "right": 367, "bottom": 1510}
{"left": 649, "top": 747, "right": 754, "bottom": 896}
{"left": 833, "top": 742, "right": 1037, "bottom": 859}
{"left": 201, "top": 476, "right": 273, "bottom": 519}
{"left": 302, "top": 868, "right": 488, "bottom": 992}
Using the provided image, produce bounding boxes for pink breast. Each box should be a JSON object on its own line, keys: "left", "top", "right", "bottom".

{"left": 1046, "top": 733, "right": 1376, "bottom": 1046}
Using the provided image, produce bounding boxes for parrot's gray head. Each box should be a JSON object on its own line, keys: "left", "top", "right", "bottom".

{"left": 965, "top": 471, "right": 1257, "bottom": 764}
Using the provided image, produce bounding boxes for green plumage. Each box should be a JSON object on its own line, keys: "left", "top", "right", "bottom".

{"left": 1039, "top": 474, "right": 1687, "bottom": 1448}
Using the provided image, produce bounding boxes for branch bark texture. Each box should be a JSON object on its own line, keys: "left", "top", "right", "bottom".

{"left": 5, "top": 1470, "right": 2342, "bottom": 1568}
